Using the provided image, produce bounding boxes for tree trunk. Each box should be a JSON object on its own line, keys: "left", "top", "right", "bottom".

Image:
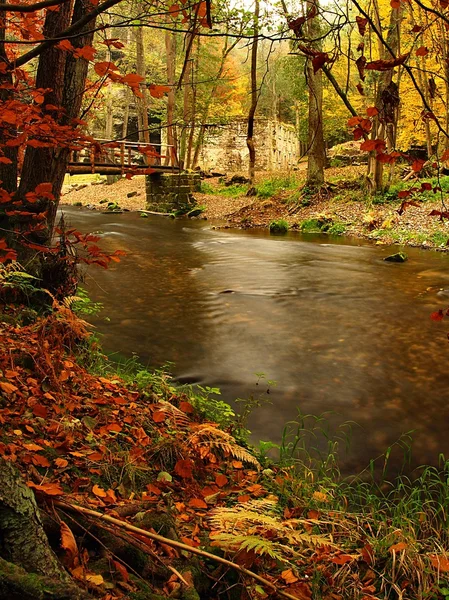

{"left": 305, "top": 0, "right": 325, "bottom": 189}
{"left": 15, "top": 0, "right": 97, "bottom": 250}
{"left": 246, "top": 0, "right": 260, "bottom": 184}
{"left": 368, "top": 4, "right": 403, "bottom": 193}
{"left": 135, "top": 26, "right": 150, "bottom": 145}
{"left": 164, "top": 30, "right": 177, "bottom": 166}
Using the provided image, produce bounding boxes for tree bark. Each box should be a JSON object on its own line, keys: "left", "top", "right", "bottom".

{"left": 15, "top": 0, "right": 97, "bottom": 248}
{"left": 135, "top": 25, "right": 150, "bottom": 145}
{"left": 305, "top": 0, "right": 325, "bottom": 189}
{"left": 164, "top": 30, "right": 177, "bottom": 166}
{"left": 246, "top": 0, "right": 259, "bottom": 184}
{"left": 0, "top": 458, "right": 87, "bottom": 600}
{"left": 367, "top": 4, "right": 403, "bottom": 193}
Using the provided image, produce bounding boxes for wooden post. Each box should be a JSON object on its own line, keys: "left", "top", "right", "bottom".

{"left": 89, "top": 145, "right": 95, "bottom": 174}
{"left": 120, "top": 142, "right": 125, "bottom": 174}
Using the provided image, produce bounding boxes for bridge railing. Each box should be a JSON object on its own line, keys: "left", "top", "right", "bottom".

{"left": 69, "top": 139, "right": 179, "bottom": 174}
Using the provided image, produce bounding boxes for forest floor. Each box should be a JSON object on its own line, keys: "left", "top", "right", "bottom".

{"left": 60, "top": 164, "right": 449, "bottom": 249}
{"left": 2, "top": 302, "right": 449, "bottom": 599}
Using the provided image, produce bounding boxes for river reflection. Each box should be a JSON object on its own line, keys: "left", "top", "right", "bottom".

{"left": 62, "top": 206, "right": 449, "bottom": 473}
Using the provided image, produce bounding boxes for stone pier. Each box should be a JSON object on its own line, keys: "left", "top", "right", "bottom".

{"left": 145, "top": 173, "right": 201, "bottom": 213}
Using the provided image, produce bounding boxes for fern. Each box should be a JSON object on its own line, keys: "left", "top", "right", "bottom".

{"left": 188, "top": 424, "right": 260, "bottom": 468}
{"left": 210, "top": 533, "right": 286, "bottom": 561}
{"left": 208, "top": 498, "right": 339, "bottom": 564}
{"left": 155, "top": 399, "right": 191, "bottom": 428}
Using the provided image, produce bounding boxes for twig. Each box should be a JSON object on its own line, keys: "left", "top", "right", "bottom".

{"left": 55, "top": 500, "right": 300, "bottom": 600}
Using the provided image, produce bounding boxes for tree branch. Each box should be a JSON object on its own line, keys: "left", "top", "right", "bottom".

{"left": 0, "top": 0, "right": 68, "bottom": 12}
{"left": 13, "top": 0, "right": 123, "bottom": 68}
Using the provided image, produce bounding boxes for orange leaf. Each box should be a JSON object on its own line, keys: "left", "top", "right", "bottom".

{"left": 23, "top": 442, "right": 44, "bottom": 451}
{"left": 149, "top": 84, "right": 171, "bottom": 99}
{"left": 281, "top": 568, "right": 299, "bottom": 584}
{"left": 366, "top": 106, "right": 378, "bottom": 117}
{"left": 57, "top": 39, "right": 74, "bottom": 52}
{"left": 430, "top": 554, "right": 449, "bottom": 571}
{"left": 215, "top": 474, "right": 228, "bottom": 488}
{"left": 55, "top": 458, "right": 68, "bottom": 468}
{"left": 92, "top": 484, "right": 107, "bottom": 498}
{"left": 27, "top": 481, "right": 63, "bottom": 496}
{"left": 0, "top": 381, "right": 18, "bottom": 394}
{"left": 238, "top": 494, "right": 250, "bottom": 503}
{"left": 232, "top": 460, "right": 243, "bottom": 469}
{"left": 188, "top": 498, "right": 208, "bottom": 509}
{"left": 389, "top": 542, "right": 407, "bottom": 553}
{"left": 32, "top": 454, "right": 51, "bottom": 467}
{"left": 152, "top": 411, "right": 166, "bottom": 423}
{"left": 61, "top": 521, "right": 78, "bottom": 564}
{"left": 179, "top": 401, "right": 194, "bottom": 413}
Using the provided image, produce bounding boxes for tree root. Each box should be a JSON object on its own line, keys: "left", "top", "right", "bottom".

{"left": 0, "top": 556, "right": 91, "bottom": 600}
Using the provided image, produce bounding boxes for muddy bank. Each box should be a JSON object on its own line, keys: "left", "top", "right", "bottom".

{"left": 61, "top": 167, "right": 449, "bottom": 249}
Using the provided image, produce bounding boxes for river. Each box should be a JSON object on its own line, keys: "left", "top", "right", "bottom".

{"left": 62, "top": 206, "right": 449, "bottom": 474}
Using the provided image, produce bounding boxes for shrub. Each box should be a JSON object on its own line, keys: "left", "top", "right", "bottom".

{"left": 269, "top": 219, "right": 289, "bottom": 234}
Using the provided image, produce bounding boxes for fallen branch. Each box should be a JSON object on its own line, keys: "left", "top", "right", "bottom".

{"left": 55, "top": 500, "right": 300, "bottom": 600}
{"left": 137, "top": 209, "right": 173, "bottom": 216}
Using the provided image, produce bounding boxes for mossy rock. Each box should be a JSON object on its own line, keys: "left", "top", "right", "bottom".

{"left": 384, "top": 252, "right": 408, "bottom": 263}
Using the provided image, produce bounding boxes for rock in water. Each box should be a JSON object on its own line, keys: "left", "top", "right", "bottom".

{"left": 384, "top": 252, "right": 408, "bottom": 263}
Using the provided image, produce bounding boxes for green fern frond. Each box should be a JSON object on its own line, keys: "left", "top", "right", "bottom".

{"left": 210, "top": 533, "right": 286, "bottom": 562}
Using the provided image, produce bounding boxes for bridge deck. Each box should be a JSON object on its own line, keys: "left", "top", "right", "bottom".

{"left": 68, "top": 139, "right": 180, "bottom": 176}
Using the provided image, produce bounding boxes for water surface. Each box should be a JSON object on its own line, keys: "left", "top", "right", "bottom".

{"left": 62, "top": 206, "right": 449, "bottom": 473}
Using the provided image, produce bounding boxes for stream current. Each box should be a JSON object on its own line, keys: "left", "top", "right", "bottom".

{"left": 63, "top": 206, "right": 449, "bottom": 473}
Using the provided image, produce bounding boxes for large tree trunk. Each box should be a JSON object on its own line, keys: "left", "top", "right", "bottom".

{"left": 246, "top": 0, "right": 260, "bottom": 184}
{"left": 368, "top": 4, "right": 403, "bottom": 193}
{"left": 13, "top": 0, "right": 96, "bottom": 251}
{"left": 305, "top": 0, "right": 325, "bottom": 189}
{"left": 0, "top": 459, "right": 88, "bottom": 599}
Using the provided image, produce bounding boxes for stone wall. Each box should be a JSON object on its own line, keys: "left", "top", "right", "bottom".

{"left": 146, "top": 173, "right": 201, "bottom": 212}
{"left": 196, "top": 119, "right": 299, "bottom": 173}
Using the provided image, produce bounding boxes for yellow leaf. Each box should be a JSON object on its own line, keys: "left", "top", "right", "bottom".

{"left": 85, "top": 573, "right": 104, "bottom": 586}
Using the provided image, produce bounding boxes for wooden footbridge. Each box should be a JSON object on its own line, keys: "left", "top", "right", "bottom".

{"left": 67, "top": 139, "right": 180, "bottom": 176}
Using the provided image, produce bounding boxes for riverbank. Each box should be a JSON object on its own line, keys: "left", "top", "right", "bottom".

{"left": 61, "top": 166, "right": 449, "bottom": 250}
{"left": 2, "top": 300, "right": 449, "bottom": 599}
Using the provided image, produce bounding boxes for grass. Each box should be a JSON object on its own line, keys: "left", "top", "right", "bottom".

{"left": 256, "top": 175, "right": 299, "bottom": 198}
{"left": 369, "top": 228, "right": 448, "bottom": 246}
{"left": 269, "top": 219, "right": 289, "bottom": 234}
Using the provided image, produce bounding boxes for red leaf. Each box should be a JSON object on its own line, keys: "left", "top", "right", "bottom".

{"left": 366, "top": 53, "right": 409, "bottom": 71}
{"left": 390, "top": 0, "right": 401, "bottom": 7}
{"left": 331, "top": 553, "right": 354, "bottom": 564}
{"left": 57, "top": 39, "right": 74, "bottom": 52}
{"left": 356, "top": 16, "right": 368, "bottom": 36}
{"left": 411, "top": 24, "right": 422, "bottom": 33}
{"left": 32, "top": 403, "right": 48, "bottom": 418}
{"left": 174, "top": 459, "right": 193, "bottom": 478}
{"left": 179, "top": 401, "right": 194, "bottom": 413}
{"left": 312, "top": 52, "right": 330, "bottom": 73}
{"left": 148, "top": 84, "right": 171, "bottom": 99}
{"left": 431, "top": 310, "right": 445, "bottom": 321}
{"left": 356, "top": 55, "right": 366, "bottom": 80}
{"left": 412, "top": 159, "right": 426, "bottom": 173}
{"left": 416, "top": 46, "right": 429, "bottom": 57}
{"left": 366, "top": 106, "right": 379, "bottom": 117}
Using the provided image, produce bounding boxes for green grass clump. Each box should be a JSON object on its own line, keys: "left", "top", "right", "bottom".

{"left": 430, "top": 231, "right": 449, "bottom": 246}
{"left": 269, "top": 219, "right": 289, "bottom": 234}
{"left": 327, "top": 222, "right": 347, "bottom": 235}
{"left": 256, "top": 176, "right": 298, "bottom": 199}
